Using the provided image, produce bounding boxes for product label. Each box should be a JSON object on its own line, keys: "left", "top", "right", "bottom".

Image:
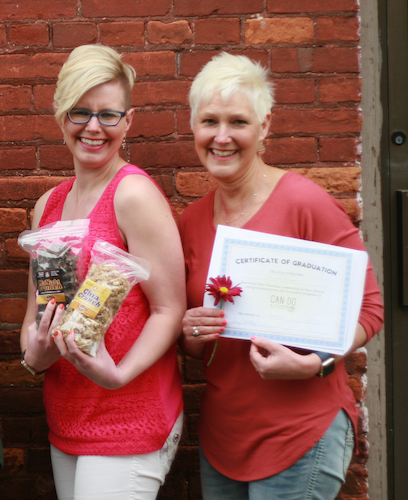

{"left": 70, "top": 279, "right": 111, "bottom": 319}
{"left": 36, "top": 269, "right": 66, "bottom": 304}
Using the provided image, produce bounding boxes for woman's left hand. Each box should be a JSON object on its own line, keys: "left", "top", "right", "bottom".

{"left": 249, "top": 336, "right": 321, "bottom": 380}
{"left": 52, "top": 332, "right": 123, "bottom": 390}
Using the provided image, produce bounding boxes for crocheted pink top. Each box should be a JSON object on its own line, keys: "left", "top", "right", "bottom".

{"left": 40, "top": 164, "right": 183, "bottom": 456}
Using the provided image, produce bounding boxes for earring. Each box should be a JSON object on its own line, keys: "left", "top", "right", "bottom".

{"left": 62, "top": 139, "right": 66, "bottom": 145}
{"left": 122, "top": 137, "right": 126, "bottom": 150}
{"left": 257, "top": 141, "right": 266, "bottom": 155}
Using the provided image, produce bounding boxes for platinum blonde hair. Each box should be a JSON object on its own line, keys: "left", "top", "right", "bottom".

{"left": 54, "top": 44, "right": 136, "bottom": 125}
{"left": 189, "top": 52, "right": 274, "bottom": 127}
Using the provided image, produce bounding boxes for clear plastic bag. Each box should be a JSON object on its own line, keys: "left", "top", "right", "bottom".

{"left": 18, "top": 219, "right": 90, "bottom": 325}
{"left": 53, "top": 240, "right": 151, "bottom": 356}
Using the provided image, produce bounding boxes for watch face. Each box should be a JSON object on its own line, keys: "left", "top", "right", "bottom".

{"left": 321, "top": 357, "right": 335, "bottom": 377}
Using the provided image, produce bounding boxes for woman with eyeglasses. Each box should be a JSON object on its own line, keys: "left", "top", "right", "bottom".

{"left": 20, "top": 44, "right": 185, "bottom": 500}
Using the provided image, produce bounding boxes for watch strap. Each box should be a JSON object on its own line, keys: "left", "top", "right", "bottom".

{"left": 313, "top": 351, "right": 335, "bottom": 378}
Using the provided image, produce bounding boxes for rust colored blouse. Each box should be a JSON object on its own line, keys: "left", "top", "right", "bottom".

{"left": 179, "top": 171, "right": 383, "bottom": 481}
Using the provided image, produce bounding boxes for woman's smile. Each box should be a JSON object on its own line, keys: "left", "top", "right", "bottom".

{"left": 79, "top": 137, "right": 107, "bottom": 148}
{"left": 210, "top": 148, "right": 237, "bottom": 158}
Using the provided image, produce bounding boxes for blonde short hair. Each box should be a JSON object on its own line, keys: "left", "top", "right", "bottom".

{"left": 189, "top": 52, "right": 274, "bottom": 127}
{"left": 54, "top": 44, "right": 136, "bottom": 125}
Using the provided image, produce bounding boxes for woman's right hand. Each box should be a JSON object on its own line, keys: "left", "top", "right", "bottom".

{"left": 23, "top": 299, "right": 65, "bottom": 373}
{"left": 180, "top": 306, "right": 226, "bottom": 358}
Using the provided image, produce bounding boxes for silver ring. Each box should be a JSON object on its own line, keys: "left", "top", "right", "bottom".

{"left": 192, "top": 326, "right": 200, "bottom": 337}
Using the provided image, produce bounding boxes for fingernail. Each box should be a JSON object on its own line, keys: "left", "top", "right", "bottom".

{"left": 58, "top": 303, "right": 64, "bottom": 309}
{"left": 50, "top": 298, "right": 56, "bottom": 305}
{"left": 220, "top": 311, "right": 225, "bottom": 317}
{"left": 251, "top": 336, "right": 256, "bottom": 340}
{"left": 69, "top": 330, "right": 74, "bottom": 335}
{"left": 222, "top": 320, "right": 227, "bottom": 326}
{"left": 51, "top": 335, "right": 55, "bottom": 341}
{"left": 54, "top": 330, "right": 59, "bottom": 336}
{"left": 220, "top": 327, "right": 225, "bottom": 332}
{"left": 214, "top": 333, "right": 220, "bottom": 338}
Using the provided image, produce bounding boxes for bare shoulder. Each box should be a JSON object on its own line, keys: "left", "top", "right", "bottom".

{"left": 114, "top": 173, "right": 182, "bottom": 268}
{"left": 115, "top": 173, "right": 170, "bottom": 215}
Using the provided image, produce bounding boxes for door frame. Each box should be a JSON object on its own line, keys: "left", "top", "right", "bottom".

{"left": 360, "top": 1, "right": 388, "bottom": 499}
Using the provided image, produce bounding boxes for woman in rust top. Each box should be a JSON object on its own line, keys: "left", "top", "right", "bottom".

{"left": 178, "top": 52, "right": 383, "bottom": 500}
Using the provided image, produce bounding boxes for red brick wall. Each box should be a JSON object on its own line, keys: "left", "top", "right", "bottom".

{"left": 0, "top": 1, "right": 368, "bottom": 499}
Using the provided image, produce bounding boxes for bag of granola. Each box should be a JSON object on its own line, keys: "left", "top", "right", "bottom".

{"left": 18, "top": 219, "right": 90, "bottom": 325}
{"left": 53, "top": 240, "right": 151, "bottom": 356}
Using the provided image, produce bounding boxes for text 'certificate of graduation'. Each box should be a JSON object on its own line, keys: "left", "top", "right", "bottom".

{"left": 203, "top": 225, "right": 368, "bottom": 355}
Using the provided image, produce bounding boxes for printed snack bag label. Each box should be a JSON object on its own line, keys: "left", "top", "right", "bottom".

{"left": 36, "top": 269, "right": 66, "bottom": 304}
{"left": 70, "top": 279, "right": 111, "bottom": 319}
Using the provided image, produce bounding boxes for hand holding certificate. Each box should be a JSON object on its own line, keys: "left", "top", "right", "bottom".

{"left": 203, "top": 225, "right": 368, "bottom": 355}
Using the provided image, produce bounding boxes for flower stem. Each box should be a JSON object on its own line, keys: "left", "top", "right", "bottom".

{"left": 206, "top": 301, "right": 223, "bottom": 367}
{"left": 206, "top": 339, "right": 218, "bottom": 367}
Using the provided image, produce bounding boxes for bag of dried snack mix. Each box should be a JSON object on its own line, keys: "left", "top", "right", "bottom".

{"left": 18, "top": 219, "right": 90, "bottom": 325}
{"left": 53, "top": 240, "right": 151, "bottom": 356}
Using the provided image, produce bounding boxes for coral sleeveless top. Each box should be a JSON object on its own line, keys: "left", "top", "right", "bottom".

{"left": 40, "top": 164, "right": 183, "bottom": 456}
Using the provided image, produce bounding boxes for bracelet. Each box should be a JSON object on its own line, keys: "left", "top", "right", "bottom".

{"left": 21, "top": 350, "right": 46, "bottom": 376}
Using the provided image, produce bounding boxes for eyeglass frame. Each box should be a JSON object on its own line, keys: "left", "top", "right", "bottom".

{"left": 67, "top": 108, "right": 127, "bottom": 126}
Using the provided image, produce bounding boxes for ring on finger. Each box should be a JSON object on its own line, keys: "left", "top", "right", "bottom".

{"left": 193, "top": 326, "right": 200, "bottom": 337}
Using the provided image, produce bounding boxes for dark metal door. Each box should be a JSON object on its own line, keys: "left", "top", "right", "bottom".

{"left": 380, "top": 0, "right": 408, "bottom": 497}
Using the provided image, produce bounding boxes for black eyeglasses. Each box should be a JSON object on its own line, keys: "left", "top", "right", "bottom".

{"left": 67, "top": 109, "right": 126, "bottom": 126}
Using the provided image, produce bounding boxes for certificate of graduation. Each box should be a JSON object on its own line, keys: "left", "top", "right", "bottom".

{"left": 203, "top": 225, "right": 368, "bottom": 355}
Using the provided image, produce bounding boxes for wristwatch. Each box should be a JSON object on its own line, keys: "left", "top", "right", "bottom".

{"left": 21, "top": 350, "right": 46, "bottom": 376}
{"left": 314, "top": 351, "right": 335, "bottom": 378}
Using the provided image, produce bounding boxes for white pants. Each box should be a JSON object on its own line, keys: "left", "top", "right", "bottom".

{"left": 50, "top": 412, "right": 183, "bottom": 500}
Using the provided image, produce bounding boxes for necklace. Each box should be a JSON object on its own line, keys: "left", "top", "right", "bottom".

{"left": 218, "top": 170, "right": 267, "bottom": 225}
